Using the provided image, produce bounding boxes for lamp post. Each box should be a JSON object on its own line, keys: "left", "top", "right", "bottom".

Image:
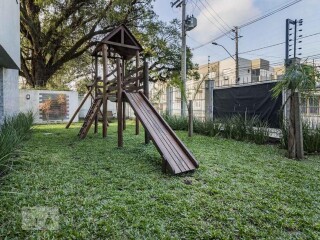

{"left": 212, "top": 42, "right": 238, "bottom": 82}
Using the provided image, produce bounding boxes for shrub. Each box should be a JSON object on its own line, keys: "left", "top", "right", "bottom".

{"left": 193, "top": 118, "right": 221, "bottom": 137}
{"left": 303, "top": 123, "right": 320, "bottom": 153}
{"left": 247, "top": 116, "right": 270, "bottom": 145}
{"left": 162, "top": 114, "right": 188, "bottom": 131}
{"left": 281, "top": 120, "right": 320, "bottom": 154}
{"left": 0, "top": 112, "right": 34, "bottom": 175}
{"left": 163, "top": 113, "right": 270, "bottom": 145}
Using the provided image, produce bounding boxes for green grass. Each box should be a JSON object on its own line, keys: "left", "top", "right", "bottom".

{"left": 0, "top": 122, "right": 320, "bottom": 239}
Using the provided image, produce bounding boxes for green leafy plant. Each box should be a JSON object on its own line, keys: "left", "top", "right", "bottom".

{"left": 0, "top": 112, "right": 34, "bottom": 176}
{"left": 272, "top": 61, "right": 319, "bottom": 159}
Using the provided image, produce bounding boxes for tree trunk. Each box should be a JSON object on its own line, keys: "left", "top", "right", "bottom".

{"left": 294, "top": 92, "right": 304, "bottom": 159}
{"left": 32, "top": 54, "right": 51, "bottom": 87}
{"left": 288, "top": 94, "right": 296, "bottom": 158}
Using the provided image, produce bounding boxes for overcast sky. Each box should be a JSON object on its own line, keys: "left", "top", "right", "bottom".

{"left": 153, "top": 0, "right": 320, "bottom": 67}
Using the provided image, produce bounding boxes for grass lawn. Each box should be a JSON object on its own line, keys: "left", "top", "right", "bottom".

{"left": 0, "top": 121, "right": 319, "bottom": 239}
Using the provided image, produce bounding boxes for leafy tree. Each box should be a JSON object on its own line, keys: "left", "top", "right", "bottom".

{"left": 20, "top": 0, "right": 153, "bottom": 87}
{"left": 133, "top": 19, "right": 198, "bottom": 82}
{"left": 272, "top": 61, "right": 319, "bottom": 159}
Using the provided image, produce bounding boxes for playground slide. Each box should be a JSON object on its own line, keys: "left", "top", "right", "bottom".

{"left": 124, "top": 91, "right": 199, "bottom": 174}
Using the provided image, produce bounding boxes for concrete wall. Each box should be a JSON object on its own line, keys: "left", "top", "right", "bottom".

{"left": 78, "top": 95, "right": 125, "bottom": 119}
{"left": 0, "top": 0, "right": 20, "bottom": 123}
{"left": 19, "top": 90, "right": 79, "bottom": 124}
{"left": 0, "top": 0, "right": 20, "bottom": 67}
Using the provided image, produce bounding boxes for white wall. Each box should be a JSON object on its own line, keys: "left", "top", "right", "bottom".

{"left": 0, "top": 0, "right": 20, "bottom": 123}
{"left": 78, "top": 95, "right": 122, "bottom": 119}
{"left": 219, "top": 58, "right": 235, "bottom": 86}
{"left": 0, "top": 0, "right": 20, "bottom": 67}
{"left": 19, "top": 90, "right": 79, "bottom": 124}
{"left": 238, "top": 58, "right": 252, "bottom": 84}
{"left": 3, "top": 69, "right": 19, "bottom": 117}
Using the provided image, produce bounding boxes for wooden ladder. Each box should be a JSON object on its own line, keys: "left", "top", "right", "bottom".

{"left": 78, "top": 97, "right": 103, "bottom": 139}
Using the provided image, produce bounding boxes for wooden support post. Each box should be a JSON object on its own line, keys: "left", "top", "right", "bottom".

{"left": 117, "top": 58, "right": 123, "bottom": 147}
{"left": 188, "top": 100, "right": 193, "bottom": 137}
{"left": 94, "top": 55, "right": 99, "bottom": 134}
{"left": 66, "top": 88, "right": 93, "bottom": 129}
{"left": 123, "top": 101, "right": 126, "bottom": 130}
{"left": 135, "top": 50, "right": 140, "bottom": 135}
{"left": 102, "top": 44, "right": 108, "bottom": 138}
{"left": 122, "top": 58, "right": 126, "bottom": 130}
{"left": 162, "top": 158, "right": 167, "bottom": 173}
{"left": 143, "top": 60, "right": 150, "bottom": 144}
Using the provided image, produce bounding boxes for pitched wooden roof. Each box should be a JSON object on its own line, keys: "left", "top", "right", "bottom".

{"left": 93, "top": 25, "right": 143, "bottom": 60}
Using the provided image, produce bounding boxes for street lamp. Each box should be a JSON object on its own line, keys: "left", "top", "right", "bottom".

{"left": 212, "top": 42, "right": 239, "bottom": 83}
{"left": 212, "top": 42, "right": 235, "bottom": 60}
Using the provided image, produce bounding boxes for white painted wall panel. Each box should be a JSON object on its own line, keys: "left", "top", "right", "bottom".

{"left": 0, "top": 0, "right": 20, "bottom": 67}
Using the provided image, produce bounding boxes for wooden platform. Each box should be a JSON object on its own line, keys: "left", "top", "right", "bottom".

{"left": 124, "top": 91, "right": 199, "bottom": 174}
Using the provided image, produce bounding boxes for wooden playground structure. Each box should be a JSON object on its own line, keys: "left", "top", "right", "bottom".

{"left": 67, "top": 25, "right": 198, "bottom": 174}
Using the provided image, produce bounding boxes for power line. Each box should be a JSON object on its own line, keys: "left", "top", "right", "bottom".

{"left": 239, "top": 32, "right": 320, "bottom": 55}
{"left": 190, "top": 0, "right": 233, "bottom": 39}
{"left": 199, "top": 0, "right": 233, "bottom": 35}
{"left": 240, "top": 42, "right": 285, "bottom": 54}
{"left": 239, "top": 0, "right": 302, "bottom": 28}
{"left": 203, "top": 0, "right": 232, "bottom": 30}
{"left": 191, "top": 0, "right": 302, "bottom": 50}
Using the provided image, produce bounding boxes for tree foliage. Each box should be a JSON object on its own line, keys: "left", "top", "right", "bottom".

{"left": 272, "top": 62, "right": 319, "bottom": 97}
{"left": 272, "top": 60, "right": 319, "bottom": 159}
{"left": 20, "top": 0, "right": 153, "bottom": 87}
{"left": 134, "top": 19, "right": 198, "bottom": 82}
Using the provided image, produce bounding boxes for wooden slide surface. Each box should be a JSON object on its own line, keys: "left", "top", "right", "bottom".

{"left": 124, "top": 91, "right": 199, "bottom": 174}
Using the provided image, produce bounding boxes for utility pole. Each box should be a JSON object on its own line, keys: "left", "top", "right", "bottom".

{"left": 181, "top": 0, "right": 187, "bottom": 117}
{"left": 208, "top": 55, "right": 210, "bottom": 78}
{"left": 171, "top": 0, "right": 197, "bottom": 117}
{"left": 233, "top": 26, "right": 240, "bottom": 83}
{"left": 285, "top": 18, "right": 304, "bottom": 159}
{"left": 285, "top": 18, "right": 303, "bottom": 66}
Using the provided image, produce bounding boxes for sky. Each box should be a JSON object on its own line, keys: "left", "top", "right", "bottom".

{"left": 153, "top": 0, "right": 320, "bottom": 67}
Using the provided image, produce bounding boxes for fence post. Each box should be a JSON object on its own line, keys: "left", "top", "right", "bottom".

{"left": 188, "top": 100, "right": 193, "bottom": 137}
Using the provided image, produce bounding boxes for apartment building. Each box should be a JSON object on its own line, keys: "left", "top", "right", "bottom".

{"left": 149, "top": 57, "right": 284, "bottom": 119}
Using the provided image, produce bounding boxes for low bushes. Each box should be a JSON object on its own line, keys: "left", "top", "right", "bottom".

{"left": 163, "top": 114, "right": 270, "bottom": 145}
{"left": 281, "top": 121, "right": 320, "bottom": 153}
{"left": 162, "top": 114, "right": 188, "bottom": 131}
{"left": 0, "top": 112, "right": 34, "bottom": 175}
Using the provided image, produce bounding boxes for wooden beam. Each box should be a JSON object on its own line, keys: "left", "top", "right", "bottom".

{"left": 94, "top": 55, "right": 99, "bottom": 134}
{"left": 121, "top": 28, "right": 124, "bottom": 44}
{"left": 122, "top": 58, "right": 126, "bottom": 131}
{"left": 143, "top": 60, "right": 150, "bottom": 144}
{"left": 117, "top": 58, "right": 123, "bottom": 147}
{"left": 135, "top": 50, "right": 140, "bottom": 135}
{"left": 66, "top": 87, "right": 93, "bottom": 129}
{"left": 103, "top": 41, "right": 141, "bottom": 50}
{"left": 102, "top": 44, "right": 108, "bottom": 138}
{"left": 123, "top": 66, "right": 144, "bottom": 80}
